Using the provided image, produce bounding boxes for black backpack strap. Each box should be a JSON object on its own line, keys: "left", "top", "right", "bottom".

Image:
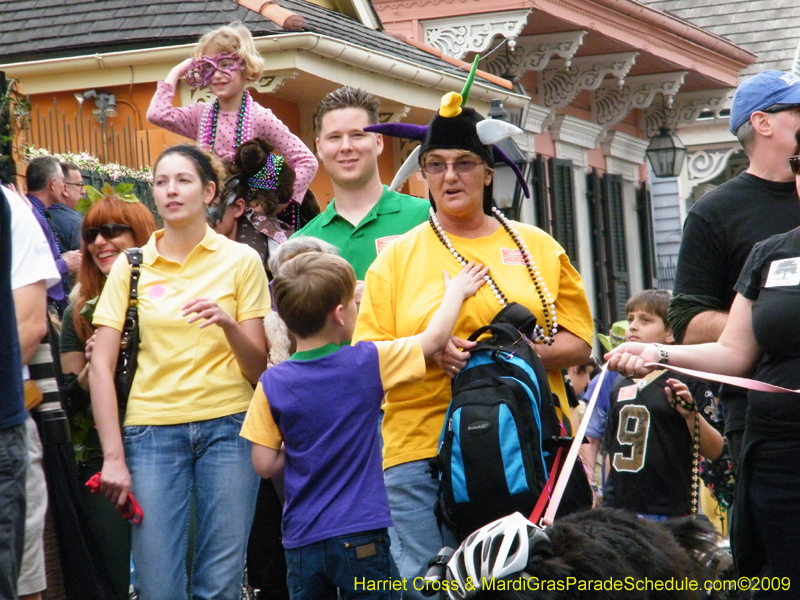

{"left": 124, "top": 248, "right": 143, "bottom": 305}
{"left": 467, "top": 322, "right": 528, "bottom": 347}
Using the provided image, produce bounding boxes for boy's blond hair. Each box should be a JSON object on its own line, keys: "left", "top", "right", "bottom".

{"left": 625, "top": 289, "right": 671, "bottom": 326}
{"left": 195, "top": 22, "right": 265, "bottom": 82}
{"left": 273, "top": 253, "right": 356, "bottom": 338}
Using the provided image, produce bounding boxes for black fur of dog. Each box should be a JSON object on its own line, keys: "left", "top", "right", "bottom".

{"left": 472, "top": 508, "right": 738, "bottom": 600}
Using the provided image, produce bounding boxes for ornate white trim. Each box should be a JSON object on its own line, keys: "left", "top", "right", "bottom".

{"left": 523, "top": 103, "right": 551, "bottom": 134}
{"left": 481, "top": 31, "right": 586, "bottom": 79}
{"left": 554, "top": 140, "right": 588, "bottom": 168}
{"left": 605, "top": 156, "right": 640, "bottom": 183}
{"left": 252, "top": 71, "right": 299, "bottom": 95}
{"left": 540, "top": 52, "right": 637, "bottom": 127}
{"left": 185, "top": 87, "right": 215, "bottom": 104}
{"left": 379, "top": 106, "right": 411, "bottom": 123}
{"left": 643, "top": 89, "right": 732, "bottom": 137}
{"left": 592, "top": 72, "right": 686, "bottom": 132}
{"left": 551, "top": 114, "right": 604, "bottom": 150}
{"left": 687, "top": 147, "right": 737, "bottom": 183}
{"left": 600, "top": 130, "right": 649, "bottom": 165}
{"left": 422, "top": 10, "right": 530, "bottom": 59}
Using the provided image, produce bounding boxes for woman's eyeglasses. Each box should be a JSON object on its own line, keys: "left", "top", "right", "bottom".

{"left": 789, "top": 155, "right": 800, "bottom": 176}
{"left": 83, "top": 223, "right": 133, "bottom": 244}
{"left": 422, "top": 159, "right": 483, "bottom": 175}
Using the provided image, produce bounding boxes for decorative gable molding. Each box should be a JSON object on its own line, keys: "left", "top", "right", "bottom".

{"left": 550, "top": 114, "right": 603, "bottom": 167}
{"left": 601, "top": 130, "right": 649, "bottom": 164}
{"left": 523, "top": 103, "right": 551, "bottom": 135}
{"left": 540, "top": 52, "right": 637, "bottom": 127}
{"left": 593, "top": 71, "right": 686, "bottom": 133}
{"left": 422, "top": 10, "right": 530, "bottom": 59}
{"left": 687, "top": 147, "right": 738, "bottom": 184}
{"left": 481, "top": 31, "right": 586, "bottom": 79}
{"left": 601, "top": 130, "right": 649, "bottom": 183}
{"left": 642, "top": 89, "right": 732, "bottom": 138}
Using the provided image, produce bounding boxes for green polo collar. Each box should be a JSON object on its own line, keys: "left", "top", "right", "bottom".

{"left": 317, "top": 186, "right": 401, "bottom": 229}
{"left": 290, "top": 341, "right": 350, "bottom": 361}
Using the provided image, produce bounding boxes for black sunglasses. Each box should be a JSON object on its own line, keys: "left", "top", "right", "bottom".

{"left": 82, "top": 223, "right": 133, "bottom": 244}
{"left": 789, "top": 155, "right": 800, "bottom": 176}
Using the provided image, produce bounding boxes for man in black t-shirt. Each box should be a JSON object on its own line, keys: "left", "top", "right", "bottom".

{"left": 669, "top": 70, "right": 800, "bottom": 468}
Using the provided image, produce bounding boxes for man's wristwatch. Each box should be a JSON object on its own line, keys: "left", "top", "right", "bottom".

{"left": 652, "top": 343, "right": 669, "bottom": 365}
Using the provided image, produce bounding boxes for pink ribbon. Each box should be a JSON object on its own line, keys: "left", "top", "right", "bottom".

{"left": 541, "top": 361, "right": 798, "bottom": 526}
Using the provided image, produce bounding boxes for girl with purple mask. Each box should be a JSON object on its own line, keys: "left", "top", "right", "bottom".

{"left": 146, "top": 22, "right": 317, "bottom": 208}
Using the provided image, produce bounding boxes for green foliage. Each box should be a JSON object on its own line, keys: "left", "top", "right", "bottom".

{"left": 76, "top": 181, "right": 141, "bottom": 216}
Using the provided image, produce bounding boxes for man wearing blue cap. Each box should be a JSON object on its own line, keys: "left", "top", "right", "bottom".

{"left": 669, "top": 70, "right": 800, "bottom": 471}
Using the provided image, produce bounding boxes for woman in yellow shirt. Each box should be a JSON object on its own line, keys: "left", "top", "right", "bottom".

{"left": 354, "top": 81, "right": 593, "bottom": 595}
{"left": 89, "top": 145, "right": 270, "bottom": 600}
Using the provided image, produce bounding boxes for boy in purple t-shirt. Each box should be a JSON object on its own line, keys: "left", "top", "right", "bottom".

{"left": 241, "top": 252, "right": 486, "bottom": 600}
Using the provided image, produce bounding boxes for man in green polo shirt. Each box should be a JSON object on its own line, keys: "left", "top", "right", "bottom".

{"left": 293, "top": 87, "right": 429, "bottom": 281}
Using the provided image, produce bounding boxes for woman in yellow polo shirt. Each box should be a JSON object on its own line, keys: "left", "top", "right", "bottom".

{"left": 89, "top": 145, "right": 270, "bottom": 600}
{"left": 353, "top": 81, "right": 594, "bottom": 596}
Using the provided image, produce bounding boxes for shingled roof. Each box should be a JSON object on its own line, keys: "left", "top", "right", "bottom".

{"left": 640, "top": 0, "right": 800, "bottom": 76}
{"left": 0, "top": 0, "right": 506, "bottom": 90}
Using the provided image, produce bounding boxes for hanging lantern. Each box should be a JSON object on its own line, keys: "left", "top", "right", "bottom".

{"left": 645, "top": 127, "right": 687, "bottom": 178}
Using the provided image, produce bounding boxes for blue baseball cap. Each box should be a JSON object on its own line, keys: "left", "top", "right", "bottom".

{"left": 729, "top": 70, "right": 800, "bottom": 134}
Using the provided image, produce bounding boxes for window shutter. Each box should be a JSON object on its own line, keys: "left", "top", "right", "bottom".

{"left": 587, "top": 169, "right": 611, "bottom": 334}
{"left": 532, "top": 155, "right": 549, "bottom": 233}
{"left": 636, "top": 182, "right": 658, "bottom": 289}
{"left": 548, "top": 158, "right": 578, "bottom": 268}
{"left": 602, "top": 173, "right": 629, "bottom": 321}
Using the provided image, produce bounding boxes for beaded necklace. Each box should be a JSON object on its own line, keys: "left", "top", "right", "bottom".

{"left": 428, "top": 206, "right": 558, "bottom": 345}
{"left": 199, "top": 89, "right": 253, "bottom": 152}
{"left": 32, "top": 200, "right": 63, "bottom": 256}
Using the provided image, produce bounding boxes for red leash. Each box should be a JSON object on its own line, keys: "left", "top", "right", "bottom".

{"left": 85, "top": 472, "right": 143, "bottom": 523}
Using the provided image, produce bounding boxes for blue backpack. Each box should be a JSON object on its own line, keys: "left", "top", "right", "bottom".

{"left": 432, "top": 303, "right": 591, "bottom": 540}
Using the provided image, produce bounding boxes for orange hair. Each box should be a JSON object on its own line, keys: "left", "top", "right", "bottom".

{"left": 72, "top": 196, "right": 157, "bottom": 343}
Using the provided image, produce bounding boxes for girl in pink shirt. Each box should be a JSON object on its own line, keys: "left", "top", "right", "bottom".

{"left": 146, "top": 22, "right": 317, "bottom": 206}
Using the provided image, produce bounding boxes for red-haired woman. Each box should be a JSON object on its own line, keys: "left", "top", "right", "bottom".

{"left": 59, "top": 195, "right": 156, "bottom": 600}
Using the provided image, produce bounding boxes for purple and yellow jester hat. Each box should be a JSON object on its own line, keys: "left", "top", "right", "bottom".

{"left": 364, "top": 56, "right": 530, "bottom": 199}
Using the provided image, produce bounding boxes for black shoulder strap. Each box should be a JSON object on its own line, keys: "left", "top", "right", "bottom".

{"left": 123, "top": 248, "right": 143, "bottom": 306}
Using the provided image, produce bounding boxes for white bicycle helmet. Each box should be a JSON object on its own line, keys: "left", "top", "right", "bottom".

{"left": 444, "top": 512, "right": 553, "bottom": 599}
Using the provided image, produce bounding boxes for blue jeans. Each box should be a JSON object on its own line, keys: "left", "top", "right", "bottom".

{"left": 384, "top": 460, "right": 456, "bottom": 600}
{"left": 124, "top": 413, "right": 259, "bottom": 600}
{"left": 285, "top": 529, "right": 400, "bottom": 600}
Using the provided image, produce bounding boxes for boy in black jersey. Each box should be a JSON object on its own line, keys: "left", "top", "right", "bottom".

{"left": 601, "top": 290, "right": 723, "bottom": 518}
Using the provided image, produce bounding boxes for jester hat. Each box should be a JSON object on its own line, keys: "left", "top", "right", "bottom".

{"left": 364, "top": 56, "right": 530, "bottom": 198}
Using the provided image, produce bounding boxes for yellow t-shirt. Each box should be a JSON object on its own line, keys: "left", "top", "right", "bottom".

{"left": 353, "top": 221, "right": 594, "bottom": 469}
{"left": 93, "top": 226, "right": 270, "bottom": 426}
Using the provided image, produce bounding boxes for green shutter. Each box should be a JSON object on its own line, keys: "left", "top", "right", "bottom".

{"left": 637, "top": 182, "right": 658, "bottom": 289}
{"left": 548, "top": 158, "right": 578, "bottom": 269}
{"left": 532, "top": 155, "right": 549, "bottom": 233}
{"left": 602, "top": 173, "right": 629, "bottom": 321}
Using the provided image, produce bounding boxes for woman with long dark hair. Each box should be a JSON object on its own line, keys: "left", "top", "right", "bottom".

{"left": 89, "top": 145, "right": 270, "bottom": 600}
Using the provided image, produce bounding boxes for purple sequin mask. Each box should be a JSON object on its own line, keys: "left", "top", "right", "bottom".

{"left": 184, "top": 53, "right": 245, "bottom": 90}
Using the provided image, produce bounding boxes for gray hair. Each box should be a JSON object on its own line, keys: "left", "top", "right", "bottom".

{"left": 26, "top": 156, "right": 62, "bottom": 192}
{"left": 734, "top": 119, "right": 755, "bottom": 154}
{"left": 268, "top": 236, "right": 338, "bottom": 277}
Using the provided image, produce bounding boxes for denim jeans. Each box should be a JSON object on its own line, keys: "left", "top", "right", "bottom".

{"left": 124, "top": 412, "right": 259, "bottom": 600}
{"left": 285, "top": 529, "right": 400, "bottom": 600}
{"left": 383, "top": 460, "right": 456, "bottom": 600}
